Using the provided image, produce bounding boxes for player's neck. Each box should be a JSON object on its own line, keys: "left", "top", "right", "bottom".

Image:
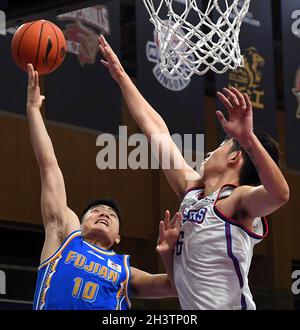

{"left": 203, "top": 173, "right": 239, "bottom": 197}
{"left": 84, "top": 235, "right": 113, "bottom": 251}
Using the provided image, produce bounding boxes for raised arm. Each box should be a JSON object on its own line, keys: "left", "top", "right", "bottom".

{"left": 216, "top": 87, "right": 290, "bottom": 218}
{"left": 130, "top": 211, "right": 181, "bottom": 299}
{"left": 99, "top": 35, "right": 201, "bottom": 198}
{"left": 130, "top": 268, "right": 177, "bottom": 299}
{"left": 26, "top": 64, "right": 80, "bottom": 263}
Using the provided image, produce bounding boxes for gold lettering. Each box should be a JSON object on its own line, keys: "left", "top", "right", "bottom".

{"left": 108, "top": 270, "right": 119, "bottom": 284}
{"left": 84, "top": 261, "right": 96, "bottom": 273}
{"left": 93, "top": 263, "right": 100, "bottom": 274}
{"left": 99, "top": 266, "right": 108, "bottom": 279}
{"left": 251, "top": 90, "right": 265, "bottom": 110}
{"left": 65, "top": 251, "right": 77, "bottom": 264}
{"left": 74, "top": 254, "right": 86, "bottom": 268}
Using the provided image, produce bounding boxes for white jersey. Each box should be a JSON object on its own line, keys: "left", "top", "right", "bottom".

{"left": 174, "top": 185, "right": 268, "bottom": 310}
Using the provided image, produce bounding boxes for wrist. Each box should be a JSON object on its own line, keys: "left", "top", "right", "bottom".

{"left": 116, "top": 71, "right": 130, "bottom": 85}
{"left": 237, "top": 131, "right": 256, "bottom": 148}
{"left": 27, "top": 103, "right": 41, "bottom": 110}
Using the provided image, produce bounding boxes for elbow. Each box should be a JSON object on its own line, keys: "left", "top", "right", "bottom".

{"left": 275, "top": 185, "right": 290, "bottom": 206}
{"left": 282, "top": 188, "right": 290, "bottom": 204}
{"left": 38, "top": 156, "right": 58, "bottom": 170}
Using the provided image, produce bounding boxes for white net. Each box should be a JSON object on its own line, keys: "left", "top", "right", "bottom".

{"left": 143, "top": 0, "right": 251, "bottom": 79}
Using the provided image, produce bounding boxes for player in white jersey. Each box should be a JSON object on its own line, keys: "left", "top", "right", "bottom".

{"left": 174, "top": 185, "right": 267, "bottom": 309}
{"left": 99, "top": 36, "right": 290, "bottom": 310}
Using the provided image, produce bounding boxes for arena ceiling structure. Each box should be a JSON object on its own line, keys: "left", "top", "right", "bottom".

{"left": 3, "top": 0, "right": 116, "bottom": 27}
{"left": 1, "top": 0, "right": 136, "bottom": 74}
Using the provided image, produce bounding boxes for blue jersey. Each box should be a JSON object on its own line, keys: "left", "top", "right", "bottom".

{"left": 33, "top": 231, "right": 131, "bottom": 310}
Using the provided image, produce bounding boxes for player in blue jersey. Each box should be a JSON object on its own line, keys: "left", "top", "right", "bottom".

{"left": 26, "top": 64, "right": 181, "bottom": 310}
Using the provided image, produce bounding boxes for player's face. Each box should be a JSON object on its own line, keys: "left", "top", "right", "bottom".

{"left": 81, "top": 205, "right": 120, "bottom": 246}
{"left": 201, "top": 139, "right": 235, "bottom": 176}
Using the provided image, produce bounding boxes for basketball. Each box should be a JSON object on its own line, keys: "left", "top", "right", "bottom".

{"left": 11, "top": 20, "right": 67, "bottom": 75}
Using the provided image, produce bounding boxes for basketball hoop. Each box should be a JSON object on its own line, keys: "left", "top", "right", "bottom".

{"left": 143, "top": 0, "right": 251, "bottom": 79}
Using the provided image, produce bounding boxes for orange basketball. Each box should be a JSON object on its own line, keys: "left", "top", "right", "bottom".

{"left": 11, "top": 20, "right": 67, "bottom": 75}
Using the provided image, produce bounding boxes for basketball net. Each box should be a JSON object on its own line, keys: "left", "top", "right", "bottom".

{"left": 143, "top": 0, "right": 251, "bottom": 79}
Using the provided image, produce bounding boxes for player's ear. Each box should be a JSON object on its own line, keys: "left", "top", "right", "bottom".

{"left": 228, "top": 150, "right": 242, "bottom": 166}
{"left": 114, "top": 235, "right": 121, "bottom": 245}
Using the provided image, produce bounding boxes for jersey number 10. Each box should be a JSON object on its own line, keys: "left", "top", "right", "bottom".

{"left": 72, "top": 277, "right": 99, "bottom": 302}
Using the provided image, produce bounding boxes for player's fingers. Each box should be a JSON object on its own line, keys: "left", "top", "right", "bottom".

{"left": 216, "top": 91, "right": 234, "bottom": 111}
{"left": 99, "top": 35, "right": 105, "bottom": 47}
{"left": 158, "top": 221, "right": 165, "bottom": 242}
{"left": 223, "top": 88, "right": 240, "bottom": 107}
{"left": 34, "top": 71, "right": 39, "bottom": 87}
{"left": 99, "top": 43, "right": 108, "bottom": 54}
{"left": 216, "top": 111, "right": 227, "bottom": 126}
{"left": 103, "top": 45, "right": 116, "bottom": 62}
{"left": 164, "top": 210, "right": 170, "bottom": 229}
{"left": 40, "top": 95, "right": 45, "bottom": 104}
{"left": 171, "top": 212, "right": 181, "bottom": 229}
{"left": 100, "top": 35, "right": 110, "bottom": 51}
{"left": 99, "top": 41, "right": 113, "bottom": 61}
{"left": 244, "top": 93, "right": 252, "bottom": 111}
{"left": 27, "top": 63, "right": 32, "bottom": 74}
{"left": 101, "top": 59, "right": 109, "bottom": 67}
{"left": 100, "top": 36, "right": 117, "bottom": 62}
{"left": 98, "top": 44, "right": 106, "bottom": 56}
{"left": 175, "top": 213, "right": 183, "bottom": 229}
{"left": 230, "top": 87, "right": 246, "bottom": 109}
{"left": 27, "top": 64, "right": 34, "bottom": 83}
{"left": 100, "top": 34, "right": 110, "bottom": 49}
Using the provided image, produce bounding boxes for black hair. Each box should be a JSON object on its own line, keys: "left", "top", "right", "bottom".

{"left": 226, "top": 128, "right": 280, "bottom": 186}
{"left": 80, "top": 198, "right": 121, "bottom": 228}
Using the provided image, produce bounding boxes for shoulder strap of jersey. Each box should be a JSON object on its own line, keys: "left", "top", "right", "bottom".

{"left": 38, "top": 230, "right": 81, "bottom": 270}
{"left": 218, "top": 184, "right": 238, "bottom": 200}
{"left": 213, "top": 185, "right": 268, "bottom": 240}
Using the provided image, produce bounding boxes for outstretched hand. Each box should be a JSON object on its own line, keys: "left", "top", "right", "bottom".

{"left": 27, "top": 64, "right": 45, "bottom": 109}
{"left": 216, "top": 87, "right": 253, "bottom": 143}
{"left": 98, "top": 35, "right": 125, "bottom": 82}
{"left": 156, "top": 210, "right": 182, "bottom": 256}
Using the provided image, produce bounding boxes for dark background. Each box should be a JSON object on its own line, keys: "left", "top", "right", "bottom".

{"left": 282, "top": 0, "right": 300, "bottom": 172}
{"left": 215, "top": 0, "right": 278, "bottom": 141}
